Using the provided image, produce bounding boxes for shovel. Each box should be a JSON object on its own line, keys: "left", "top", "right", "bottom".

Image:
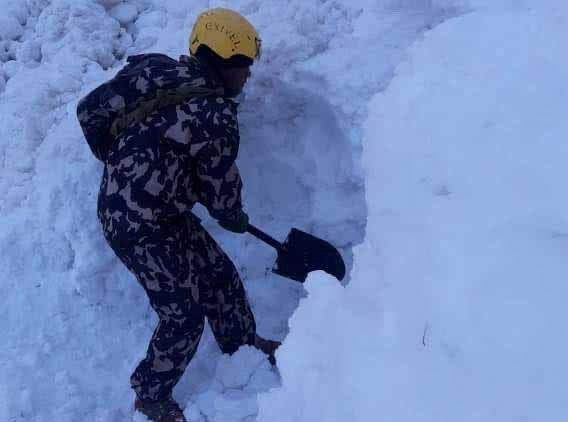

{"left": 246, "top": 224, "right": 346, "bottom": 283}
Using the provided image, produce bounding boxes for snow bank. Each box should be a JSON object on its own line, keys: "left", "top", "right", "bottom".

{"left": 7, "top": 0, "right": 560, "bottom": 420}
{"left": 259, "top": 3, "right": 568, "bottom": 421}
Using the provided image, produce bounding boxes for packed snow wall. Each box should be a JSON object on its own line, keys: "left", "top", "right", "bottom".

{"left": 258, "top": 2, "right": 568, "bottom": 421}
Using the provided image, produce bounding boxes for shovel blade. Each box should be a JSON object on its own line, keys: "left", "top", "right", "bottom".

{"left": 272, "top": 228, "right": 346, "bottom": 283}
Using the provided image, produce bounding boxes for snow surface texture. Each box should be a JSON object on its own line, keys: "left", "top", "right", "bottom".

{"left": 3, "top": 0, "right": 562, "bottom": 421}
{"left": 0, "top": 0, "right": 453, "bottom": 420}
{"left": 258, "top": 2, "right": 568, "bottom": 422}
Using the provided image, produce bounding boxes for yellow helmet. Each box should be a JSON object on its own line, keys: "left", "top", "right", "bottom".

{"left": 189, "top": 8, "right": 261, "bottom": 62}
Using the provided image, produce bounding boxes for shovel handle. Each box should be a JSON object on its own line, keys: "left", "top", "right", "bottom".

{"left": 246, "top": 224, "right": 284, "bottom": 252}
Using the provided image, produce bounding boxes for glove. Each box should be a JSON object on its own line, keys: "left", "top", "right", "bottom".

{"left": 218, "top": 209, "right": 249, "bottom": 234}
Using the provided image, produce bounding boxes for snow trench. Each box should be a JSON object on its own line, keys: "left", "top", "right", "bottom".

{"left": 0, "top": 1, "right": 462, "bottom": 420}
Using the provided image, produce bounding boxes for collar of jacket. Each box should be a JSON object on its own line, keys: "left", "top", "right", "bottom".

{"left": 179, "top": 55, "right": 243, "bottom": 107}
{"left": 179, "top": 54, "right": 225, "bottom": 90}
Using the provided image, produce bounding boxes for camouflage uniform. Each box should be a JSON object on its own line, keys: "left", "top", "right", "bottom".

{"left": 79, "top": 54, "right": 257, "bottom": 402}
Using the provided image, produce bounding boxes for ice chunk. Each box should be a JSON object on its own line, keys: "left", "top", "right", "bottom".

{"left": 109, "top": 4, "right": 139, "bottom": 26}
{"left": 215, "top": 346, "right": 268, "bottom": 390}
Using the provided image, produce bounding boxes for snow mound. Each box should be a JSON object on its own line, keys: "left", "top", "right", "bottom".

{"left": 184, "top": 347, "right": 280, "bottom": 422}
{"left": 258, "top": 3, "right": 568, "bottom": 422}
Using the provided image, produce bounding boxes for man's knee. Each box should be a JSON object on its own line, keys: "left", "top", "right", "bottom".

{"left": 151, "top": 312, "right": 205, "bottom": 355}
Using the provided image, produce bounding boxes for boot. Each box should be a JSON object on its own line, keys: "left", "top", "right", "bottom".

{"left": 253, "top": 334, "right": 281, "bottom": 366}
{"left": 134, "top": 396, "right": 187, "bottom": 422}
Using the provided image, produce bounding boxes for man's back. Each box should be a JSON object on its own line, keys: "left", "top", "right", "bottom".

{"left": 91, "top": 55, "right": 243, "bottom": 239}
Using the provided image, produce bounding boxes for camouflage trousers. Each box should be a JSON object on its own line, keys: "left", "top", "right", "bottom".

{"left": 101, "top": 212, "right": 257, "bottom": 402}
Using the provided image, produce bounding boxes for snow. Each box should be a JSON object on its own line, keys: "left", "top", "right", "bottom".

{"left": 1, "top": 0, "right": 566, "bottom": 421}
{"left": 109, "top": 4, "right": 139, "bottom": 26}
{"left": 0, "top": 15, "right": 24, "bottom": 41}
{"left": 258, "top": 2, "right": 568, "bottom": 422}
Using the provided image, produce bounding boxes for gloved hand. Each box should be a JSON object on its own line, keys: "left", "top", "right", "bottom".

{"left": 218, "top": 209, "right": 249, "bottom": 233}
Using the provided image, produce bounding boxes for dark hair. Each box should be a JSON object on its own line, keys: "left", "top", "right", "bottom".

{"left": 194, "top": 45, "right": 253, "bottom": 69}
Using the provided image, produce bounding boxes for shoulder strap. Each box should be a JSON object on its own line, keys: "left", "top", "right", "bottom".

{"left": 109, "top": 85, "right": 224, "bottom": 138}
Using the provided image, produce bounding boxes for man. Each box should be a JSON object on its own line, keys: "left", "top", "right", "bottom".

{"left": 77, "top": 8, "right": 280, "bottom": 422}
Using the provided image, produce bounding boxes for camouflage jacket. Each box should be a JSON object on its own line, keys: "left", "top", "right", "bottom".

{"left": 81, "top": 54, "right": 244, "bottom": 238}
